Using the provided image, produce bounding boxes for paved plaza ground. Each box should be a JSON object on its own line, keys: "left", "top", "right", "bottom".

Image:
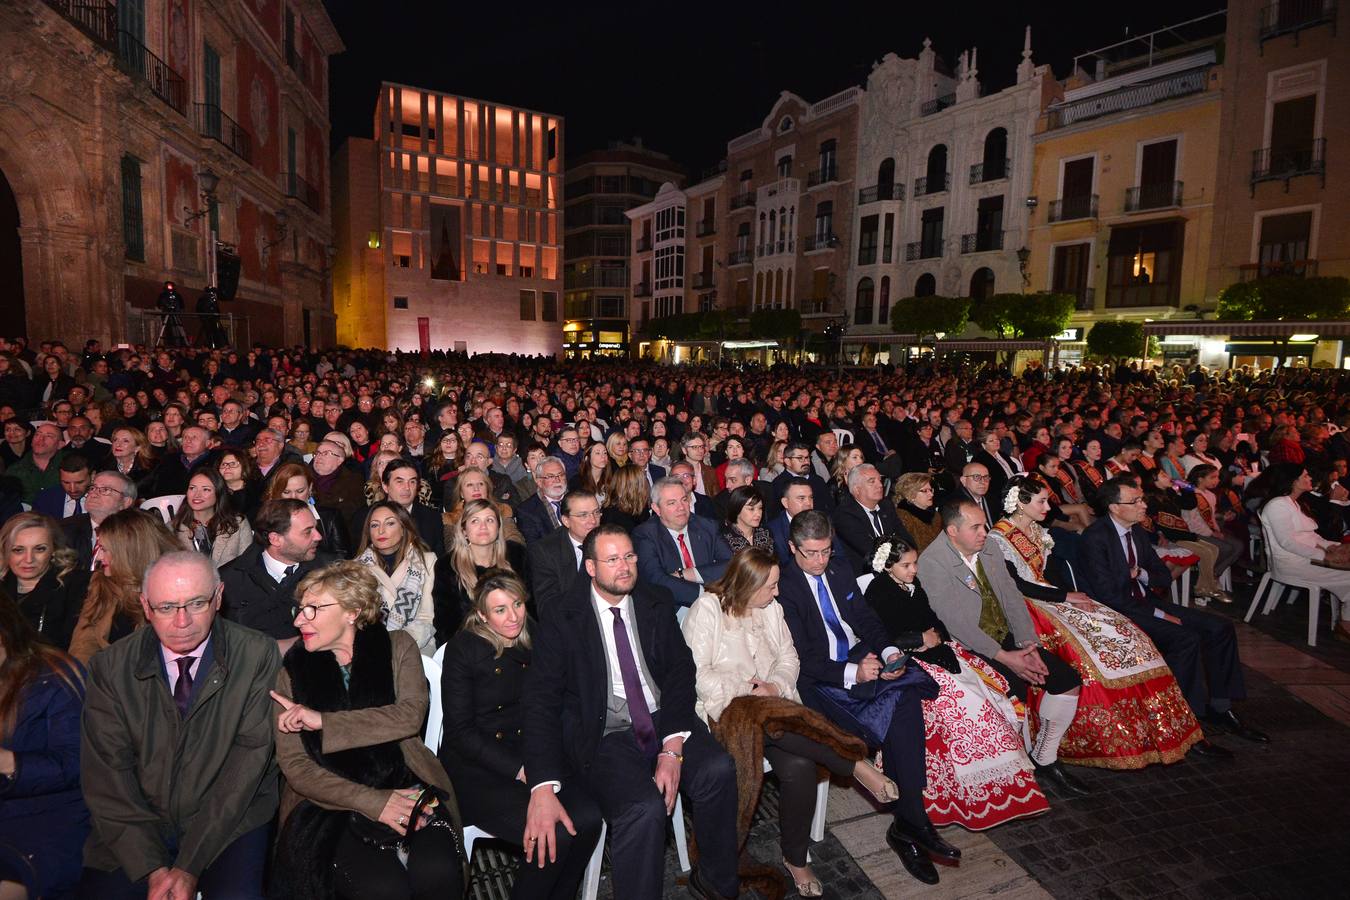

{"left": 466, "top": 579, "right": 1350, "bottom": 899}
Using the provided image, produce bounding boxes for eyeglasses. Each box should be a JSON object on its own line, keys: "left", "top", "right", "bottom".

{"left": 785, "top": 454, "right": 810, "bottom": 462}
{"left": 795, "top": 547, "right": 833, "bottom": 560}
{"left": 87, "top": 484, "right": 125, "bottom": 496}
{"left": 1112, "top": 498, "right": 1147, "bottom": 507}
{"left": 596, "top": 552, "right": 637, "bottom": 567}
{"left": 963, "top": 474, "right": 991, "bottom": 482}
{"left": 292, "top": 602, "right": 341, "bottom": 620}
{"left": 566, "top": 509, "right": 602, "bottom": 520}
{"left": 148, "top": 597, "right": 213, "bottom": 618}
{"left": 538, "top": 472, "right": 565, "bottom": 482}
{"left": 314, "top": 450, "right": 344, "bottom": 460}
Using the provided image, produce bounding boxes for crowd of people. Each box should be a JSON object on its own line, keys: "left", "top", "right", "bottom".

{"left": 4, "top": 333, "right": 1350, "bottom": 899}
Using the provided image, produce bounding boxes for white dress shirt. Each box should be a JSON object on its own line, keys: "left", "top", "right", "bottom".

{"left": 262, "top": 550, "right": 297, "bottom": 583}
{"left": 1112, "top": 519, "right": 1165, "bottom": 619}
{"left": 665, "top": 525, "right": 704, "bottom": 583}
{"left": 809, "top": 572, "right": 898, "bottom": 689}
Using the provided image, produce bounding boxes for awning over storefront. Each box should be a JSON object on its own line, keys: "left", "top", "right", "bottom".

{"left": 1141, "top": 320, "right": 1350, "bottom": 337}
{"left": 932, "top": 339, "right": 1050, "bottom": 352}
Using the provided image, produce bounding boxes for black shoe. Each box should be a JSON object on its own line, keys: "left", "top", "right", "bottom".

{"left": 1033, "top": 760, "right": 1092, "bottom": 797}
{"left": 886, "top": 824, "right": 940, "bottom": 885}
{"left": 687, "top": 866, "right": 735, "bottom": 900}
{"left": 1206, "top": 709, "right": 1270, "bottom": 744}
{"left": 1189, "top": 738, "right": 1234, "bottom": 759}
{"left": 888, "top": 818, "right": 961, "bottom": 862}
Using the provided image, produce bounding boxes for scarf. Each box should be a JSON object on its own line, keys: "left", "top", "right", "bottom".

{"left": 899, "top": 500, "right": 936, "bottom": 525}
{"left": 974, "top": 558, "right": 1010, "bottom": 645}
{"left": 356, "top": 547, "right": 427, "bottom": 630}
{"left": 313, "top": 469, "right": 341, "bottom": 494}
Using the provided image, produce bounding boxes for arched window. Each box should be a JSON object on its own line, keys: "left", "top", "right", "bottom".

{"left": 914, "top": 273, "right": 937, "bottom": 297}
{"left": 970, "top": 267, "right": 995, "bottom": 300}
{"left": 878, "top": 276, "right": 891, "bottom": 323}
{"left": 878, "top": 158, "right": 895, "bottom": 189}
{"left": 855, "top": 277, "right": 875, "bottom": 326}
{"left": 925, "top": 145, "right": 948, "bottom": 193}
{"left": 755, "top": 270, "right": 765, "bottom": 308}
{"left": 982, "top": 129, "right": 1008, "bottom": 180}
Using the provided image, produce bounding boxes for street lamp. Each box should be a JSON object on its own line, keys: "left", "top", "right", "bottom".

{"left": 262, "top": 208, "right": 289, "bottom": 250}
{"left": 1016, "top": 246, "right": 1031, "bottom": 290}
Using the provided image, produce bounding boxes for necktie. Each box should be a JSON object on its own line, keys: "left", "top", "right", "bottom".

{"left": 1125, "top": 531, "right": 1144, "bottom": 601}
{"left": 609, "top": 608, "right": 658, "bottom": 756}
{"left": 549, "top": 501, "right": 561, "bottom": 525}
{"left": 676, "top": 533, "right": 695, "bottom": 569}
{"left": 872, "top": 431, "right": 886, "bottom": 455}
{"left": 869, "top": 509, "right": 883, "bottom": 536}
{"left": 173, "top": 656, "right": 194, "bottom": 718}
{"left": 815, "top": 576, "right": 849, "bottom": 662}
{"left": 284, "top": 564, "right": 297, "bottom": 580}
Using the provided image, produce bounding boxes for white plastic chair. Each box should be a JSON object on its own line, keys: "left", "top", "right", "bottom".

{"left": 421, "top": 649, "right": 443, "bottom": 752}
{"left": 672, "top": 756, "right": 828, "bottom": 873}
{"left": 140, "top": 494, "right": 185, "bottom": 524}
{"left": 1170, "top": 567, "right": 1192, "bottom": 608}
{"left": 1245, "top": 517, "right": 1333, "bottom": 647}
{"left": 832, "top": 428, "right": 854, "bottom": 447}
{"left": 855, "top": 573, "right": 875, "bottom": 594}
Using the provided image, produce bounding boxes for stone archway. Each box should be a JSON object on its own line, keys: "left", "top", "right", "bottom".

{"left": 0, "top": 165, "right": 24, "bottom": 338}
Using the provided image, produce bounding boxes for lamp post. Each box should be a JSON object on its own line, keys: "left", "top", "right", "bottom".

{"left": 1016, "top": 245, "right": 1031, "bottom": 291}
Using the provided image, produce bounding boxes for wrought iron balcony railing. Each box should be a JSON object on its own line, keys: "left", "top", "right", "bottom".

{"left": 196, "top": 103, "right": 253, "bottom": 163}
{"left": 1048, "top": 194, "right": 1099, "bottom": 222}
{"left": 118, "top": 31, "right": 187, "bottom": 116}
{"left": 1125, "top": 181, "right": 1183, "bottom": 212}
{"left": 858, "top": 183, "right": 903, "bottom": 204}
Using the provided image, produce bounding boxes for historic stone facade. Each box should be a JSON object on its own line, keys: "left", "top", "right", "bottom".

{"left": 0, "top": 0, "right": 341, "bottom": 348}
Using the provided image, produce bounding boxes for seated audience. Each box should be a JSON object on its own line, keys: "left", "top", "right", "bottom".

{"left": 525, "top": 491, "right": 601, "bottom": 619}
{"left": 600, "top": 463, "right": 651, "bottom": 531}
{"left": 834, "top": 464, "right": 909, "bottom": 576}
{"left": 719, "top": 484, "right": 774, "bottom": 555}
{"left": 216, "top": 448, "right": 262, "bottom": 521}
{"left": 893, "top": 473, "right": 943, "bottom": 553}
{"left": 262, "top": 461, "right": 351, "bottom": 558}
{"left": 633, "top": 476, "right": 733, "bottom": 611}
{"left": 1259, "top": 464, "right": 1350, "bottom": 643}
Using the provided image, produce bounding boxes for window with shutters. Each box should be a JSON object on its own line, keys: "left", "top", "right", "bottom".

{"left": 1105, "top": 222, "right": 1183, "bottom": 308}
{"left": 858, "top": 215, "right": 879, "bottom": 265}
{"left": 1052, "top": 243, "right": 1093, "bottom": 309}
{"left": 121, "top": 155, "right": 145, "bottom": 262}
{"left": 854, "top": 278, "right": 874, "bottom": 326}
{"left": 1256, "top": 211, "right": 1314, "bottom": 277}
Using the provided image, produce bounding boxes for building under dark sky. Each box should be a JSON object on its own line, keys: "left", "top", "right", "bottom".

{"left": 323, "top": 0, "right": 1224, "bottom": 176}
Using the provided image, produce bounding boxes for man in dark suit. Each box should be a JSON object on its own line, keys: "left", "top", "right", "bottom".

{"left": 771, "top": 440, "right": 834, "bottom": 518}
{"left": 627, "top": 436, "right": 665, "bottom": 487}
{"left": 833, "top": 464, "right": 911, "bottom": 577}
{"left": 465, "top": 440, "right": 521, "bottom": 508}
{"left": 633, "top": 477, "right": 733, "bottom": 609}
{"left": 710, "top": 459, "right": 755, "bottom": 521}
{"left": 1079, "top": 478, "right": 1268, "bottom": 743}
{"left": 768, "top": 481, "right": 847, "bottom": 566}
{"left": 937, "top": 462, "right": 997, "bottom": 529}
{"left": 63, "top": 416, "right": 110, "bottom": 469}
{"left": 216, "top": 400, "right": 256, "bottom": 448}
{"left": 526, "top": 491, "right": 600, "bottom": 618}
{"left": 856, "top": 412, "right": 895, "bottom": 467}
{"left": 63, "top": 470, "right": 137, "bottom": 571}
{"left": 353, "top": 459, "right": 445, "bottom": 556}
{"left": 516, "top": 457, "right": 568, "bottom": 543}
{"left": 141, "top": 426, "right": 213, "bottom": 499}
{"left": 776, "top": 511, "right": 951, "bottom": 885}
{"left": 523, "top": 525, "right": 739, "bottom": 900}
{"left": 943, "top": 420, "right": 977, "bottom": 476}
{"left": 670, "top": 460, "right": 720, "bottom": 521}
{"left": 220, "top": 498, "right": 333, "bottom": 653}
{"left": 33, "top": 453, "right": 92, "bottom": 519}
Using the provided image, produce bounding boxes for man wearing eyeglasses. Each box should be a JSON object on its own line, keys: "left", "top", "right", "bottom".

{"left": 62, "top": 471, "right": 136, "bottom": 571}
{"left": 517, "top": 457, "right": 569, "bottom": 543}
{"left": 79, "top": 551, "right": 280, "bottom": 899}
{"left": 770, "top": 440, "right": 834, "bottom": 519}
{"left": 526, "top": 491, "right": 602, "bottom": 617}
{"left": 776, "top": 511, "right": 947, "bottom": 886}
{"left": 1080, "top": 478, "right": 1268, "bottom": 744}
{"left": 523, "top": 525, "right": 739, "bottom": 900}
{"left": 942, "top": 462, "right": 995, "bottom": 529}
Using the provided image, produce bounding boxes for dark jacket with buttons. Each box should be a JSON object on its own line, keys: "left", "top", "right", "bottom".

{"left": 438, "top": 628, "right": 530, "bottom": 782}
{"left": 218, "top": 544, "right": 337, "bottom": 640}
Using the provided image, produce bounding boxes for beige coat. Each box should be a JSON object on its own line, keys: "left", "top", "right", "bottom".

{"left": 176, "top": 519, "right": 255, "bottom": 567}
{"left": 680, "top": 592, "right": 801, "bottom": 722}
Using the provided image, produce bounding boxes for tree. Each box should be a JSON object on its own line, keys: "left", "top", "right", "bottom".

{"left": 748, "top": 308, "right": 803, "bottom": 344}
{"left": 969, "top": 293, "right": 1019, "bottom": 337}
{"left": 1006, "top": 291, "right": 1076, "bottom": 340}
{"left": 890, "top": 295, "right": 970, "bottom": 339}
{"left": 1217, "top": 276, "right": 1350, "bottom": 321}
{"left": 644, "top": 312, "right": 702, "bottom": 341}
{"left": 1085, "top": 320, "right": 1145, "bottom": 361}
{"left": 697, "top": 309, "right": 734, "bottom": 340}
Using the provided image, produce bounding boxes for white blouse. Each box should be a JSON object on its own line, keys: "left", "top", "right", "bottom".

{"left": 680, "top": 593, "right": 801, "bottom": 722}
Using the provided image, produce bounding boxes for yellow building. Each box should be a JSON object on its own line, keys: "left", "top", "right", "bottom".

{"left": 1027, "top": 12, "right": 1226, "bottom": 361}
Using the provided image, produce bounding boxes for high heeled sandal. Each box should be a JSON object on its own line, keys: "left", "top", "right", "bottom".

{"left": 783, "top": 860, "right": 823, "bottom": 898}
{"left": 854, "top": 762, "right": 900, "bottom": 803}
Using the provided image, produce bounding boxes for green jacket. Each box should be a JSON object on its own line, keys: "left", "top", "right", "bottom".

{"left": 80, "top": 617, "right": 281, "bottom": 880}
{"left": 7, "top": 448, "right": 64, "bottom": 504}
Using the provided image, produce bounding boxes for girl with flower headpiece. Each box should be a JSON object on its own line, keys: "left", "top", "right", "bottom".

{"left": 863, "top": 535, "right": 1048, "bottom": 830}
{"left": 987, "top": 475, "right": 1202, "bottom": 769}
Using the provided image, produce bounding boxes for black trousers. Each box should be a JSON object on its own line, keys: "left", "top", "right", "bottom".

{"left": 332, "top": 821, "right": 461, "bottom": 900}
{"left": 77, "top": 822, "right": 269, "bottom": 899}
{"left": 981, "top": 633, "right": 1082, "bottom": 700}
{"left": 762, "top": 731, "right": 856, "bottom": 866}
{"left": 451, "top": 768, "right": 602, "bottom": 900}
{"left": 1127, "top": 600, "right": 1245, "bottom": 715}
{"left": 582, "top": 728, "right": 738, "bottom": 900}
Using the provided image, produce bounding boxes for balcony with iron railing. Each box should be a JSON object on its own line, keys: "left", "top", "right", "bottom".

{"left": 961, "top": 231, "right": 1005, "bottom": 253}
{"left": 196, "top": 103, "right": 252, "bottom": 163}
{"left": 1239, "top": 259, "right": 1319, "bottom": 280}
{"left": 757, "top": 238, "right": 795, "bottom": 257}
{"left": 801, "top": 297, "right": 831, "bottom": 314}
{"left": 914, "top": 174, "right": 950, "bottom": 196}
{"left": 969, "top": 159, "right": 1010, "bottom": 184}
{"left": 729, "top": 191, "right": 756, "bottom": 211}
{"left": 43, "top": 0, "right": 117, "bottom": 48}
{"left": 806, "top": 164, "right": 838, "bottom": 187}
{"left": 1045, "top": 66, "right": 1209, "bottom": 130}
{"left": 906, "top": 240, "right": 944, "bottom": 260}
{"left": 693, "top": 271, "right": 715, "bottom": 289}
{"left": 1251, "top": 138, "right": 1327, "bottom": 187}
{"left": 1075, "top": 287, "right": 1096, "bottom": 311}
{"left": 858, "top": 183, "right": 903, "bottom": 204}
{"left": 727, "top": 250, "right": 753, "bottom": 266}
{"left": 696, "top": 219, "right": 716, "bottom": 237}
{"left": 1048, "top": 194, "right": 1099, "bottom": 222}
{"left": 803, "top": 233, "right": 838, "bottom": 252}
{"left": 1259, "top": 0, "right": 1338, "bottom": 43}
{"left": 283, "top": 171, "right": 321, "bottom": 212}
{"left": 117, "top": 31, "right": 187, "bottom": 116}
{"left": 921, "top": 93, "right": 956, "bottom": 116}
{"left": 757, "top": 178, "right": 801, "bottom": 204}
{"left": 1125, "top": 180, "right": 1183, "bottom": 212}
{"left": 634, "top": 281, "right": 652, "bottom": 297}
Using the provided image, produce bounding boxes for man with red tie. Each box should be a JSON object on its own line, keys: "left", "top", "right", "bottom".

{"left": 633, "top": 477, "right": 733, "bottom": 609}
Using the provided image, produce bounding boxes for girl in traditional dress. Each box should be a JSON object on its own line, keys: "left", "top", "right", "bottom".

{"left": 987, "top": 475, "right": 1203, "bottom": 769}
{"left": 864, "top": 536, "right": 1048, "bottom": 829}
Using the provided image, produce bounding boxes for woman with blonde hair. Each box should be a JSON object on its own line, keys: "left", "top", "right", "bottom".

{"left": 355, "top": 502, "right": 437, "bottom": 655}
{"left": 364, "top": 449, "right": 402, "bottom": 505}
{"left": 600, "top": 463, "right": 651, "bottom": 530}
{"left": 104, "top": 426, "right": 157, "bottom": 488}
{"left": 431, "top": 499, "right": 525, "bottom": 644}
{"left": 441, "top": 468, "right": 525, "bottom": 547}
{"left": 682, "top": 548, "right": 891, "bottom": 897}
{"left": 67, "top": 509, "right": 180, "bottom": 662}
{"left": 893, "top": 473, "right": 943, "bottom": 552}
{"left": 829, "top": 445, "right": 867, "bottom": 506}
{"left": 758, "top": 439, "right": 788, "bottom": 483}
{"left": 0, "top": 512, "right": 88, "bottom": 648}
{"left": 604, "top": 431, "right": 630, "bottom": 468}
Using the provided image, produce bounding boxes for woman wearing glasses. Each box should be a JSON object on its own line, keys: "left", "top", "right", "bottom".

{"left": 893, "top": 473, "right": 943, "bottom": 553}
{"left": 217, "top": 448, "right": 263, "bottom": 521}
{"left": 68, "top": 509, "right": 180, "bottom": 662}
{"left": 271, "top": 562, "right": 465, "bottom": 898}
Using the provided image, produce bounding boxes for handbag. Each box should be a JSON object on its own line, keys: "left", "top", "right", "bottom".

{"left": 347, "top": 786, "right": 458, "bottom": 866}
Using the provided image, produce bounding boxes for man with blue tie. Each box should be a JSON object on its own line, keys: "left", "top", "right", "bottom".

{"left": 517, "top": 457, "right": 568, "bottom": 543}
{"left": 776, "top": 511, "right": 955, "bottom": 885}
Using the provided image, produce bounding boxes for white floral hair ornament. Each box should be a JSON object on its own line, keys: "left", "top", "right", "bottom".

{"left": 871, "top": 542, "right": 893, "bottom": 573}
{"left": 1003, "top": 484, "right": 1021, "bottom": 515}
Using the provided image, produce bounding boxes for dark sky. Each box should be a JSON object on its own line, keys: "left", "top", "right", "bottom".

{"left": 323, "top": 0, "right": 1222, "bottom": 177}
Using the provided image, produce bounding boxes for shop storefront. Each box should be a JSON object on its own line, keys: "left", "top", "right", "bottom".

{"left": 562, "top": 320, "right": 630, "bottom": 359}
{"left": 1141, "top": 320, "right": 1350, "bottom": 371}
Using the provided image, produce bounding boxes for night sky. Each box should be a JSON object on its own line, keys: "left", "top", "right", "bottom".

{"left": 322, "top": 0, "right": 1223, "bottom": 177}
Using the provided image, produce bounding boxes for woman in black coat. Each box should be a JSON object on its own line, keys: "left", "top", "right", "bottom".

{"left": 439, "top": 571, "right": 601, "bottom": 900}
{"left": 0, "top": 512, "right": 89, "bottom": 649}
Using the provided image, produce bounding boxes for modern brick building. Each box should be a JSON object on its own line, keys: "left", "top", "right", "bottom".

{"left": 332, "top": 83, "right": 564, "bottom": 355}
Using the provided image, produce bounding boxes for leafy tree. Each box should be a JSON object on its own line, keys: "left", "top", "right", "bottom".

{"left": 1217, "top": 276, "right": 1350, "bottom": 321}
{"left": 969, "top": 293, "right": 1019, "bottom": 337}
{"left": 1007, "top": 292, "right": 1076, "bottom": 340}
{"left": 644, "top": 312, "right": 702, "bottom": 341}
{"left": 749, "top": 308, "right": 803, "bottom": 343}
{"left": 697, "top": 309, "right": 734, "bottom": 340}
{"left": 890, "top": 295, "right": 970, "bottom": 339}
{"left": 1085, "top": 320, "right": 1145, "bottom": 360}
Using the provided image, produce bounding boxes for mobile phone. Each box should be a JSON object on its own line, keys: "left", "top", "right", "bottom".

{"left": 882, "top": 654, "right": 908, "bottom": 674}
